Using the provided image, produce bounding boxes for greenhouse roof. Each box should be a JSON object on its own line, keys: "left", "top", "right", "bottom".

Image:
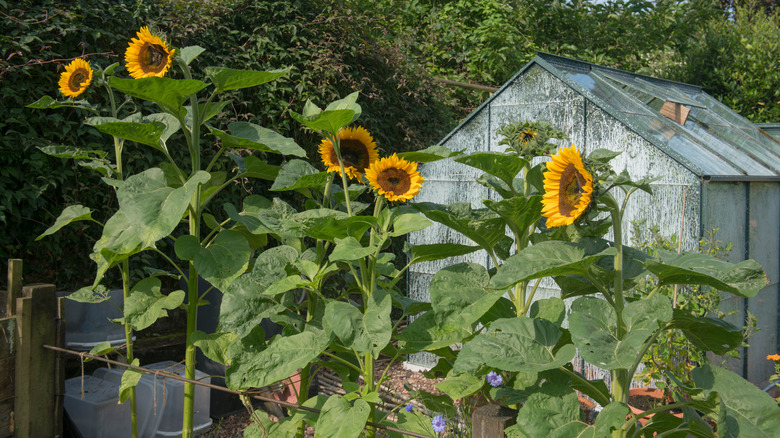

{"left": 757, "top": 123, "right": 780, "bottom": 144}
{"left": 446, "top": 53, "right": 780, "bottom": 181}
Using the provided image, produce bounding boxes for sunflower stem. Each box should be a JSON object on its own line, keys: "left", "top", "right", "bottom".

{"left": 606, "top": 194, "right": 629, "bottom": 404}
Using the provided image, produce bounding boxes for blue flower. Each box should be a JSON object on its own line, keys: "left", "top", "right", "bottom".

{"left": 486, "top": 371, "right": 503, "bottom": 387}
{"left": 405, "top": 403, "right": 414, "bottom": 412}
{"left": 432, "top": 415, "right": 446, "bottom": 433}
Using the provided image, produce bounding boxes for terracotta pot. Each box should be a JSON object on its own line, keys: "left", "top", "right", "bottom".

{"left": 628, "top": 387, "right": 682, "bottom": 426}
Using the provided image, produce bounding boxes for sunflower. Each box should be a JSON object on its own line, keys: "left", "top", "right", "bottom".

{"left": 366, "top": 154, "right": 424, "bottom": 202}
{"left": 318, "top": 126, "right": 379, "bottom": 179}
{"left": 58, "top": 59, "right": 93, "bottom": 98}
{"left": 541, "top": 145, "right": 593, "bottom": 227}
{"left": 519, "top": 128, "right": 537, "bottom": 145}
{"left": 124, "top": 26, "right": 174, "bottom": 79}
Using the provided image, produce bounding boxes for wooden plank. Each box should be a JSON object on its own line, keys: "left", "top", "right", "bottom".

{"left": 6, "top": 260, "right": 21, "bottom": 318}
{"left": 660, "top": 101, "right": 690, "bottom": 125}
{"left": 472, "top": 404, "right": 517, "bottom": 438}
{"left": 54, "top": 296, "right": 65, "bottom": 437}
{"left": 15, "top": 284, "right": 56, "bottom": 438}
{"left": 0, "top": 397, "right": 13, "bottom": 438}
{"left": 0, "top": 318, "right": 14, "bottom": 361}
{"left": 0, "top": 358, "right": 13, "bottom": 401}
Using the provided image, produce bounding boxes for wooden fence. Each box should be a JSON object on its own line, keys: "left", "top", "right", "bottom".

{"left": 1, "top": 259, "right": 63, "bottom": 437}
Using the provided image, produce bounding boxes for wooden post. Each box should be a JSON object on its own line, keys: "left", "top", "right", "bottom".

{"left": 15, "top": 284, "right": 57, "bottom": 438}
{"left": 0, "top": 316, "right": 15, "bottom": 438}
{"left": 471, "top": 404, "right": 518, "bottom": 438}
{"left": 6, "top": 260, "right": 21, "bottom": 317}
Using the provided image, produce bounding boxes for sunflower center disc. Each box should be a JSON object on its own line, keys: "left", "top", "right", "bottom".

{"left": 142, "top": 44, "right": 168, "bottom": 71}
{"left": 340, "top": 139, "right": 369, "bottom": 170}
{"left": 71, "top": 71, "right": 86, "bottom": 89}
{"left": 558, "top": 164, "right": 586, "bottom": 217}
{"left": 380, "top": 168, "right": 411, "bottom": 195}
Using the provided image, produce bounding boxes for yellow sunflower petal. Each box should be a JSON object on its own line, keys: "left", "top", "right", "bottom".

{"left": 540, "top": 144, "right": 593, "bottom": 228}
{"left": 58, "top": 58, "right": 93, "bottom": 98}
{"left": 124, "top": 26, "right": 175, "bottom": 79}
{"left": 318, "top": 126, "right": 378, "bottom": 180}
{"left": 365, "top": 153, "right": 423, "bottom": 202}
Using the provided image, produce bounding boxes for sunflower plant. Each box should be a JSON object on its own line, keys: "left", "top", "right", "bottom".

{"left": 31, "top": 25, "right": 302, "bottom": 438}
{"left": 405, "top": 140, "right": 780, "bottom": 436}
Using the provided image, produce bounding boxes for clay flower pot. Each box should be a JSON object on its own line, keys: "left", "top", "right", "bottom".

{"left": 628, "top": 387, "right": 683, "bottom": 426}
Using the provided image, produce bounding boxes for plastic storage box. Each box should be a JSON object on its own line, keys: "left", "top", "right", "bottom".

{"left": 64, "top": 375, "right": 131, "bottom": 438}
{"left": 142, "top": 361, "right": 212, "bottom": 437}
{"left": 58, "top": 289, "right": 128, "bottom": 350}
{"left": 92, "top": 367, "right": 166, "bottom": 438}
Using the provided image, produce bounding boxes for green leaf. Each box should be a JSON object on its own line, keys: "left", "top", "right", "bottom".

{"left": 191, "top": 330, "right": 236, "bottom": 365}
{"left": 191, "top": 230, "right": 251, "bottom": 292}
{"left": 645, "top": 252, "right": 768, "bottom": 297}
{"left": 37, "top": 205, "right": 96, "bottom": 240}
{"left": 270, "top": 159, "right": 328, "bottom": 191}
{"left": 204, "top": 67, "right": 289, "bottom": 92}
{"left": 455, "top": 152, "right": 527, "bottom": 189}
{"left": 315, "top": 396, "right": 370, "bottom": 438}
{"left": 144, "top": 113, "right": 181, "bottom": 143}
{"left": 124, "top": 277, "right": 185, "bottom": 330}
{"left": 453, "top": 317, "right": 576, "bottom": 374}
{"left": 289, "top": 92, "right": 361, "bottom": 135}
{"left": 693, "top": 365, "right": 780, "bottom": 437}
{"left": 67, "top": 285, "right": 110, "bottom": 303}
{"left": 413, "top": 202, "right": 506, "bottom": 254}
{"left": 108, "top": 76, "right": 207, "bottom": 114}
{"left": 408, "top": 243, "right": 481, "bottom": 264}
{"left": 397, "top": 145, "right": 462, "bottom": 163}
{"left": 88, "top": 341, "right": 115, "bottom": 356}
{"left": 91, "top": 210, "right": 147, "bottom": 283}
{"left": 37, "top": 144, "right": 107, "bottom": 160}
{"left": 174, "top": 235, "right": 199, "bottom": 261}
{"left": 329, "top": 237, "right": 376, "bottom": 262}
{"left": 668, "top": 309, "right": 743, "bottom": 355}
{"left": 484, "top": 195, "right": 543, "bottom": 235}
{"left": 283, "top": 209, "right": 375, "bottom": 242}
{"left": 490, "top": 241, "right": 616, "bottom": 290}
{"left": 435, "top": 372, "right": 484, "bottom": 400}
{"left": 569, "top": 295, "right": 671, "bottom": 370}
{"left": 511, "top": 382, "right": 580, "bottom": 437}
{"left": 192, "top": 100, "right": 230, "bottom": 124}
{"left": 179, "top": 46, "right": 205, "bottom": 65}
{"left": 390, "top": 214, "right": 431, "bottom": 237}
{"left": 219, "top": 246, "right": 297, "bottom": 337}
{"left": 397, "top": 311, "right": 472, "bottom": 352}
{"left": 226, "top": 328, "right": 331, "bottom": 390}
{"left": 27, "top": 95, "right": 97, "bottom": 112}
{"left": 429, "top": 263, "right": 506, "bottom": 331}
{"left": 210, "top": 122, "right": 305, "bottom": 157}
{"left": 324, "top": 290, "right": 392, "bottom": 357}
{"left": 242, "top": 156, "right": 280, "bottom": 181}
{"left": 118, "top": 359, "right": 143, "bottom": 404}
{"left": 117, "top": 168, "right": 210, "bottom": 247}
{"left": 86, "top": 116, "right": 166, "bottom": 151}
{"left": 529, "top": 297, "right": 566, "bottom": 326}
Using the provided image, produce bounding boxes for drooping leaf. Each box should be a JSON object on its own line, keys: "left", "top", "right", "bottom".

{"left": 645, "top": 252, "right": 768, "bottom": 297}
{"left": 210, "top": 122, "right": 305, "bottom": 157}
{"left": 315, "top": 396, "right": 370, "bottom": 438}
{"left": 484, "top": 195, "right": 543, "bottom": 235}
{"left": 91, "top": 210, "right": 147, "bottom": 283}
{"left": 85, "top": 116, "right": 166, "bottom": 151}
{"left": 116, "top": 168, "right": 210, "bottom": 247}
{"left": 429, "top": 263, "right": 506, "bottom": 332}
{"left": 242, "top": 156, "right": 280, "bottom": 181}
{"left": 408, "top": 242, "right": 481, "bottom": 264}
{"left": 668, "top": 310, "right": 742, "bottom": 355}
{"left": 413, "top": 202, "right": 506, "bottom": 254}
{"left": 693, "top": 365, "right": 780, "bottom": 437}
{"left": 490, "top": 241, "right": 616, "bottom": 290}
{"left": 67, "top": 285, "right": 110, "bottom": 304}
{"left": 204, "top": 67, "right": 289, "bottom": 92}
{"left": 397, "top": 311, "right": 472, "bottom": 352}
{"left": 190, "top": 230, "right": 251, "bottom": 292}
{"left": 455, "top": 152, "right": 528, "bottom": 190}
{"left": 108, "top": 76, "right": 208, "bottom": 114}
{"left": 397, "top": 145, "right": 462, "bottom": 163}
{"left": 37, "top": 205, "right": 97, "bottom": 240}
{"left": 37, "top": 144, "right": 107, "bottom": 160}
{"left": 270, "top": 159, "right": 328, "bottom": 192}
{"left": 453, "top": 317, "right": 576, "bottom": 374}
{"left": 118, "top": 359, "right": 143, "bottom": 404}
{"left": 190, "top": 330, "right": 236, "bottom": 365}
{"left": 283, "top": 209, "right": 375, "bottom": 242}
{"left": 27, "top": 95, "right": 97, "bottom": 112}
{"left": 124, "top": 277, "right": 185, "bottom": 330}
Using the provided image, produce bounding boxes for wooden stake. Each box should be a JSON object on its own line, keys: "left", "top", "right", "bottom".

{"left": 6, "top": 260, "right": 21, "bottom": 318}
{"left": 472, "top": 404, "right": 517, "bottom": 438}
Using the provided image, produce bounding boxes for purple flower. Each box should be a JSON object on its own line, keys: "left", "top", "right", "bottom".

{"left": 405, "top": 403, "right": 414, "bottom": 412}
{"left": 431, "top": 415, "right": 446, "bottom": 434}
{"left": 486, "top": 371, "right": 503, "bottom": 387}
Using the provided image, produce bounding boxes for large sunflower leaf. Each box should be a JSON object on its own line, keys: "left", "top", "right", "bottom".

{"left": 397, "top": 145, "right": 462, "bottom": 163}
{"left": 177, "top": 230, "right": 251, "bottom": 292}
{"left": 270, "top": 159, "right": 328, "bottom": 191}
{"left": 693, "top": 365, "right": 780, "bottom": 437}
{"left": 484, "top": 195, "right": 543, "bottom": 235}
{"left": 397, "top": 311, "right": 472, "bottom": 352}
{"left": 329, "top": 237, "right": 376, "bottom": 262}
{"left": 124, "top": 277, "right": 185, "bottom": 331}
{"left": 204, "top": 67, "right": 289, "bottom": 92}
{"left": 37, "top": 144, "right": 107, "bottom": 160}
{"left": 508, "top": 381, "right": 581, "bottom": 438}
{"left": 37, "top": 205, "right": 97, "bottom": 240}
{"left": 569, "top": 295, "right": 671, "bottom": 370}
{"left": 226, "top": 327, "right": 331, "bottom": 390}
{"left": 545, "top": 402, "right": 630, "bottom": 438}
{"left": 644, "top": 252, "right": 768, "bottom": 297}
{"left": 218, "top": 246, "right": 297, "bottom": 337}
{"left": 290, "top": 92, "right": 362, "bottom": 136}
{"left": 455, "top": 152, "right": 528, "bottom": 189}
{"left": 453, "top": 317, "right": 576, "bottom": 374}
{"left": 242, "top": 156, "right": 280, "bottom": 181}
{"left": 108, "top": 76, "right": 207, "bottom": 114}
{"left": 91, "top": 210, "right": 147, "bottom": 284}
{"left": 324, "top": 290, "right": 392, "bottom": 357}
{"left": 315, "top": 396, "right": 370, "bottom": 438}
{"left": 436, "top": 372, "right": 484, "bottom": 401}
{"left": 408, "top": 243, "right": 481, "bottom": 264}
{"left": 429, "top": 263, "right": 505, "bottom": 332}
{"left": 668, "top": 309, "right": 742, "bottom": 355}
{"left": 413, "top": 202, "right": 506, "bottom": 254}
{"left": 282, "top": 209, "right": 375, "bottom": 242}
{"left": 116, "top": 168, "right": 210, "bottom": 247}
{"left": 490, "top": 241, "right": 615, "bottom": 290}
{"left": 86, "top": 117, "right": 166, "bottom": 151}
{"left": 178, "top": 46, "right": 205, "bottom": 65}
{"left": 27, "top": 95, "right": 97, "bottom": 112}
{"left": 209, "top": 122, "right": 304, "bottom": 157}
